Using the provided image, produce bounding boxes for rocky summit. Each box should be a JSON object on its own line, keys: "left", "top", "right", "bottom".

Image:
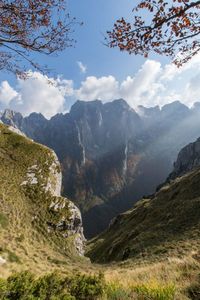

{"left": 1, "top": 99, "right": 200, "bottom": 238}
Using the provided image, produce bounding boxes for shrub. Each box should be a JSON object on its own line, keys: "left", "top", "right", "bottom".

{"left": 5, "top": 271, "right": 34, "bottom": 300}
{"left": 0, "top": 271, "right": 106, "bottom": 300}
{"left": 31, "top": 272, "right": 72, "bottom": 300}
{"left": 0, "top": 278, "right": 7, "bottom": 300}
{"left": 67, "top": 273, "right": 105, "bottom": 300}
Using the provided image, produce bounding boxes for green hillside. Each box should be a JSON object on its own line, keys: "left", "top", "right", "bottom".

{"left": 1, "top": 123, "right": 200, "bottom": 299}
{"left": 87, "top": 168, "right": 200, "bottom": 263}
{"left": 0, "top": 124, "right": 85, "bottom": 277}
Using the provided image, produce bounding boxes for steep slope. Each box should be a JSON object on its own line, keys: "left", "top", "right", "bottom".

{"left": 0, "top": 123, "right": 85, "bottom": 275}
{"left": 168, "top": 137, "right": 200, "bottom": 180}
{"left": 2, "top": 100, "right": 200, "bottom": 238}
{"left": 87, "top": 148, "right": 200, "bottom": 263}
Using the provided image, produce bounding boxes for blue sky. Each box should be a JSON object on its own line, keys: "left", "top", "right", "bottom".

{"left": 0, "top": 0, "right": 167, "bottom": 85}
{"left": 0, "top": 0, "right": 200, "bottom": 118}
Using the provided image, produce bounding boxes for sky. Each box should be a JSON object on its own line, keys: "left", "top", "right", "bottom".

{"left": 0, "top": 0, "right": 200, "bottom": 118}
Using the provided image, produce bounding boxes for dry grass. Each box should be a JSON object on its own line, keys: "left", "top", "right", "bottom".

{"left": 97, "top": 252, "right": 200, "bottom": 299}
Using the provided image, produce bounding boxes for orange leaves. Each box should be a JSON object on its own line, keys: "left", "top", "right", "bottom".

{"left": 107, "top": 0, "right": 200, "bottom": 65}
{"left": 0, "top": 0, "right": 78, "bottom": 76}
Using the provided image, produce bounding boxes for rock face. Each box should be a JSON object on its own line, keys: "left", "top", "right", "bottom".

{"left": 2, "top": 99, "right": 200, "bottom": 237}
{"left": 48, "top": 197, "right": 85, "bottom": 256}
{"left": 168, "top": 137, "right": 200, "bottom": 180}
{"left": 45, "top": 150, "right": 85, "bottom": 256}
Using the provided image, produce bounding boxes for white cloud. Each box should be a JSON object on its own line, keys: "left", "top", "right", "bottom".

{"left": 2, "top": 54, "right": 200, "bottom": 117}
{"left": 76, "top": 75, "right": 119, "bottom": 101}
{"left": 74, "top": 55, "right": 200, "bottom": 108}
{"left": 77, "top": 61, "right": 87, "bottom": 74}
{"left": 120, "top": 60, "right": 163, "bottom": 107}
{"left": 0, "top": 81, "right": 18, "bottom": 108}
{"left": 0, "top": 72, "right": 74, "bottom": 118}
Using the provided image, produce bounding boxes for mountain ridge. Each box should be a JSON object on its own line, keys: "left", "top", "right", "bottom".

{"left": 2, "top": 99, "right": 200, "bottom": 238}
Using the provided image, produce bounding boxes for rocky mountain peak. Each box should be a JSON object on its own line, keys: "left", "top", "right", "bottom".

{"left": 1, "top": 109, "right": 23, "bottom": 128}
{"left": 161, "top": 101, "right": 190, "bottom": 119}
{"left": 137, "top": 105, "right": 160, "bottom": 118}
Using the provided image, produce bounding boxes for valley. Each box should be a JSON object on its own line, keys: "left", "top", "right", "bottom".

{"left": 1, "top": 100, "right": 200, "bottom": 299}
{"left": 1, "top": 99, "right": 200, "bottom": 238}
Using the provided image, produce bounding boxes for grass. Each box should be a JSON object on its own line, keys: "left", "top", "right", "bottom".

{"left": 1, "top": 123, "right": 200, "bottom": 300}
{"left": 0, "top": 257, "right": 199, "bottom": 299}
{"left": 87, "top": 168, "right": 200, "bottom": 263}
{"left": 100, "top": 253, "right": 200, "bottom": 299}
{"left": 0, "top": 213, "right": 8, "bottom": 229}
{"left": 0, "top": 124, "right": 86, "bottom": 276}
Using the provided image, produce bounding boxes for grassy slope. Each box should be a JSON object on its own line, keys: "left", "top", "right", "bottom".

{"left": 0, "top": 124, "right": 86, "bottom": 277}
{"left": 0, "top": 124, "right": 200, "bottom": 299}
{"left": 87, "top": 168, "right": 200, "bottom": 264}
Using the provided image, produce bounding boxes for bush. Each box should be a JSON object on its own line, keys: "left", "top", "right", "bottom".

{"left": 0, "top": 271, "right": 106, "bottom": 300}
{"left": 5, "top": 271, "right": 34, "bottom": 300}
{"left": 31, "top": 273, "right": 73, "bottom": 300}
{"left": 0, "top": 278, "right": 7, "bottom": 300}
{"left": 67, "top": 273, "right": 105, "bottom": 300}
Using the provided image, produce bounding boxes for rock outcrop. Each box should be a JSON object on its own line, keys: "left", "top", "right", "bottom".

{"left": 168, "top": 138, "right": 200, "bottom": 180}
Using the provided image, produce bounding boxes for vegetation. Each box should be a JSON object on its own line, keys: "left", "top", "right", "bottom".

{"left": 107, "top": 0, "right": 200, "bottom": 66}
{"left": 87, "top": 168, "right": 200, "bottom": 263}
{"left": 1, "top": 124, "right": 200, "bottom": 300}
{"left": 0, "top": 123, "right": 84, "bottom": 277}
{"left": 1, "top": 261, "right": 200, "bottom": 299}
{"left": 0, "top": 271, "right": 105, "bottom": 300}
{"left": 0, "top": 0, "right": 79, "bottom": 76}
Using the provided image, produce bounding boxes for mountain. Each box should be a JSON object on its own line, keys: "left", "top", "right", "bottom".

{"left": 168, "top": 137, "right": 200, "bottom": 180}
{"left": 0, "top": 123, "right": 85, "bottom": 275}
{"left": 87, "top": 138, "right": 200, "bottom": 263}
{"left": 1, "top": 100, "right": 200, "bottom": 238}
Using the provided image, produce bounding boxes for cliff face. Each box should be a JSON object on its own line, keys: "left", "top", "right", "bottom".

{"left": 2, "top": 100, "right": 200, "bottom": 238}
{"left": 0, "top": 123, "right": 85, "bottom": 274}
{"left": 168, "top": 138, "right": 200, "bottom": 180}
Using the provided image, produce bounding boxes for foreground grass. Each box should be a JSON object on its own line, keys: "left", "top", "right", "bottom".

{"left": 0, "top": 271, "right": 177, "bottom": 300}
{"left": 0, "top": 252, "right": 200, "bottom": 299}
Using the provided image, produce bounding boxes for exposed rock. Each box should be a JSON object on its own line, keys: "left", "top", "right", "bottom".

{"left": 168, "top": 137, "right": 200, "bottom": 180}
{"left": 1, "top": 109, "right": 23, "bottom": 128}
{"left": 49, "top": 198, "right": 85, "bottom": 256}
{"left": 45, "top": 151, "right": 62, "bottom": 197}
{"left": 0, "top": 256, "right": 6, "bottom": 265}
{"left": 8, "top": 126, "right": 26, "bottom": 137}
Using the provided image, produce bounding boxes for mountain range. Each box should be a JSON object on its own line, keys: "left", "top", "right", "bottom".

{"left": 1, "top": 99, "right": 200, "bottom": 238}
